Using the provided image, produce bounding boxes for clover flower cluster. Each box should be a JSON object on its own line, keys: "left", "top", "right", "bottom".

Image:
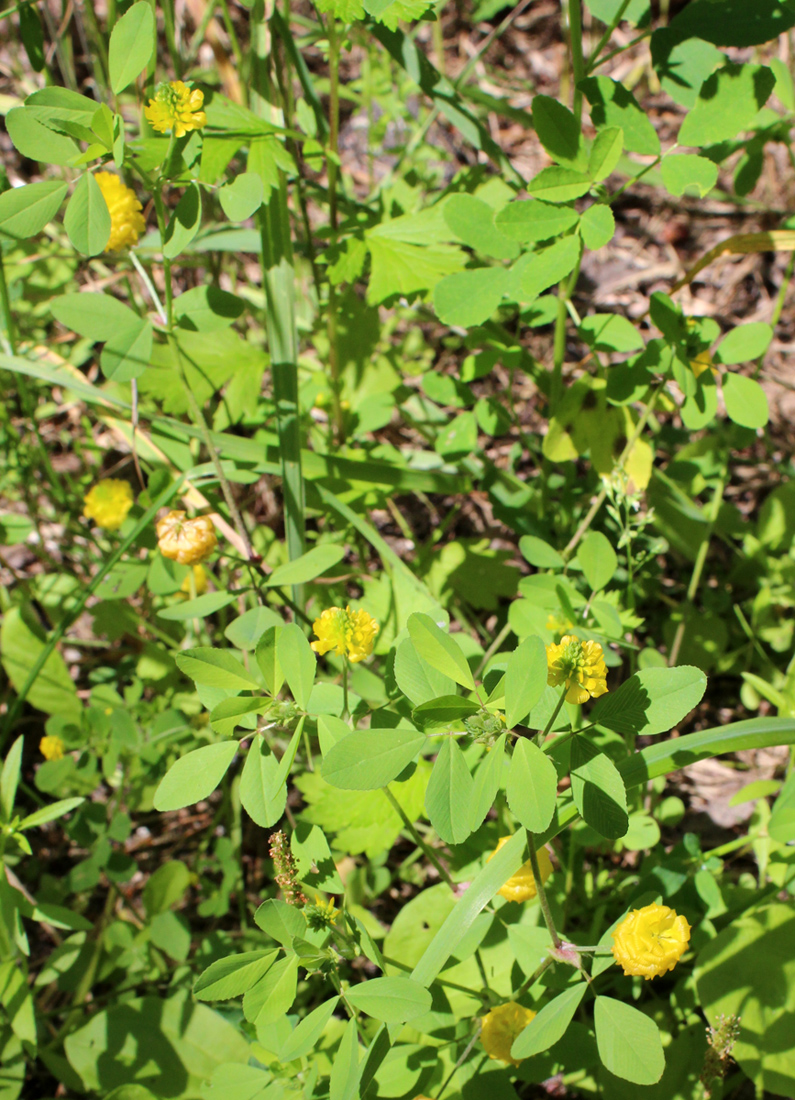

{"left": 39, "top": 735, "right": 65, "bottom": 762}
{"left": 95, "top": 172, "right": 146, "bottom": 252}
{"left": 611, "top": 902, "right": 691, "bottom": 980}
{"left": 311, "top": 606, "right": 379, "bottom": 663}
{"left": 83, "top": 479, "right": 134, "bottom": 530}
{"left": 481, "top": 1002, "right": 536, "bottom": 1066}
{"left": 156, "top": 510, "right": 217, "bottom": 565}
{"left": 144, "top": 80, "right": 206, "bottom": 138}
{"left": 546, "top": 634, "right": 608, "bottom": 704}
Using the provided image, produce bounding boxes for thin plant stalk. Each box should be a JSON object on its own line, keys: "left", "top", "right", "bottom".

{"left": 325, "top": 15, "right": 345, "bottom": 443}
{"left": 383, "top": 786, "right": 457, "bottom": 892}
{"left": 565, "top": 0, "right": 586, "bottom": 121}
{"left": 526, "top": 830, "right": 562, "bottom": 948}
{"left": 668, "top": 472, "right": 727, "bottom": 666}
{"left": 251, "top": 0, "right": 306, "bottom": 609}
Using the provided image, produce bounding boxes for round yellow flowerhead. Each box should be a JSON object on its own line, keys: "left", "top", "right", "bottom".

{"left": 156, "top": 510, "right": 217, "bottom": 565}
{"left": 311, "top": 605, "right": 379, "bottom": 663}
{"left": 546, "top": 634, "right": 608, "bottom": 705}
{"left": 94, "top": 172, "right": 145, "bottom": 251}
{"left": 489, "top": 836, "right": 553, "bottom": 903}
{"left": 83, "top": 479, "right": 134, "bottom": 530}
{"left": 611, "top": 902, "right": 691, "bottom": 980}
{"left": 481, "top": 1002, "right": 536, "bottom": 1066}
{"left": 180, "top": 563, "right": 208, "bottom": 596}
{"left": 144, "top": 80, "right": 207, "bottom": 138}
{"left": 40, "top": 735, "right": 65, "bottom": 762}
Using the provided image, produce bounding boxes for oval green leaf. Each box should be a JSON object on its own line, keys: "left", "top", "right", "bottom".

{"left": 506, "top": 738, "right": 557, "bottom": 832}
{"left": 346, "top": 977, "right": 432, "bottom": 1023}
{"left": 108, "top": 1, "right": 156, "bottom": 93}
{"left": 512, "top": 983, "right": 587, "bottom": 1059}
{"left": 322, "top": 728, "right": 426, "bottom": 790}
{"left": 594, "top": 995, "right": 665, "bottom": 1084}
{"left": 153, "top": 741, "right": 238, "bottom": 811}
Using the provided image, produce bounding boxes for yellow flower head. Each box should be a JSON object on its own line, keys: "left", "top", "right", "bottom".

{"left": 489, "top": 836, "right": 553, "bottom": 903}
{"left": 94, "top": 172, "right": 145, "bottom": 251}
{"left": 144, "top": 81, "right": 207, "bottom": 138}
{"left": 40, "top": 735, "right": 65, "bottom": 762}
{"left": 305, "top": 895, "right": 339, "bottom": 930}
{"left": 156, "top": 510, "right": 217, "bottom": 565}
{"left": 481, "top": 1002, "right": 536, "bottom": 1066}
{"left": 180, "top": 563, "right": 208, "bottom": 596}
{"left": 611, "top": 902, "right": 691, "bottom": 980}
{"left": 311, "top": 605, "right": 379, "bottom": 663}
{"left": 546, "top": 634, "right": 608, "bottom": 705}
{"left": 83, "top": 479, "right": 135, "bottom": 530}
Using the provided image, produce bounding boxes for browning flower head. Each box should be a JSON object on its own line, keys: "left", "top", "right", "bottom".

{"left": 546, "top": 634, "right": 608, "bottom": 704}
{"left": 144, "top": 80, "right": 206, "bottom": 138}
{"left": 39, "top": 735, "right": 65, "bottom": 762}
{"left": 311, "top": 605, "right": 379, "bottom": 663}
{"left": 180, "top": 563, "right": 208, "bottom": 596}
{"left": 156, "top": 510, "right": 217, "bottom": 565}
{"left": 305, "top": 895, "right": 339, "bottom": 930}
{"left": 94, "top": 172, "right": 145, "bottom": 251}
{"left": 489, "top": 836, "right": 553, "bottom": 903}
{"left": 83, "top": 479, "right": 135, "bottom": 530}
{"left": 481, "top": 1002, "right": 536, "bottom": 1066}
{"left": 269, "top": 830, "right": 307, "bottom": 908}
{"left": 611, "top": 902, "right": 691, "bottom": 980}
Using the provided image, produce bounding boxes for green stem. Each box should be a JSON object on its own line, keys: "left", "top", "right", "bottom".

{"left": 0, "top": 246, "right": 18, "bottom": 354}
{"left": 161, "top": 0, "right": 182, "bottom": 77}
{"left": 539, "top": 686, "right": 569, "bottom": 743}
{"left": 251, "top": 0, "right": 306, "bottom": 609}
{"left": 325, "top": 16, "right": 345, "bottom": 444}
{"left": 586, "top": 0, "right": 632, "bottom": 74}
{"left": 566, "top": 0, "right": 585, "bottom": 121}
{"left": 342, "top": 655, "right": 350, "bottom": 719}
{"left": 511, "top": 955, "right": 555, "bottom": 1001}
{"left": 383, "top": 786, "right": 457, "bottom": 892}
{"left": 550, "top": 255, "right": 582, "bottom": 414}
{"left": 434, "top": 1035, "right": 485, "bottom": 1100}
{"left": 526, "top": 831, "right": 561, "bottom": 948}
{"left": 668, "top": 472, "right": 726, "bottom": 666}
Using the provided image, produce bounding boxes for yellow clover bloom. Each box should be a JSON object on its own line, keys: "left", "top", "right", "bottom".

{"left": 546, "top": 634, "right": 608, "bottom": 705}
{"left": 180, "top": 563, "right": 208, "bottom": 596}
{"left": 305, "top": 895, "right": 339, "bottom": 930}
{"left": 311, "top": 605, "right": 379, "bottom": 663}
{"left": 144, "top": 81, "right": 207, "bottom": 138}
{"left": 94, "top": 172, "right": 145, "bottom": 251}
{"left": 83, "top": 479, "right": 134, "bottom": 530}
{"left": 40, "top": 735, "right": 65, "bottom": 762}
{"left": 611, "top": 902, "right": 691, "bottom": 980}
{"left": 156, "top": 510, "right": 218, "bottom": 565}
{"left": 481, "top": 1002, "right": 536, "bottom": 1066}
{"left": 489, "top": 836, "right": 553, "bottom": 903}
